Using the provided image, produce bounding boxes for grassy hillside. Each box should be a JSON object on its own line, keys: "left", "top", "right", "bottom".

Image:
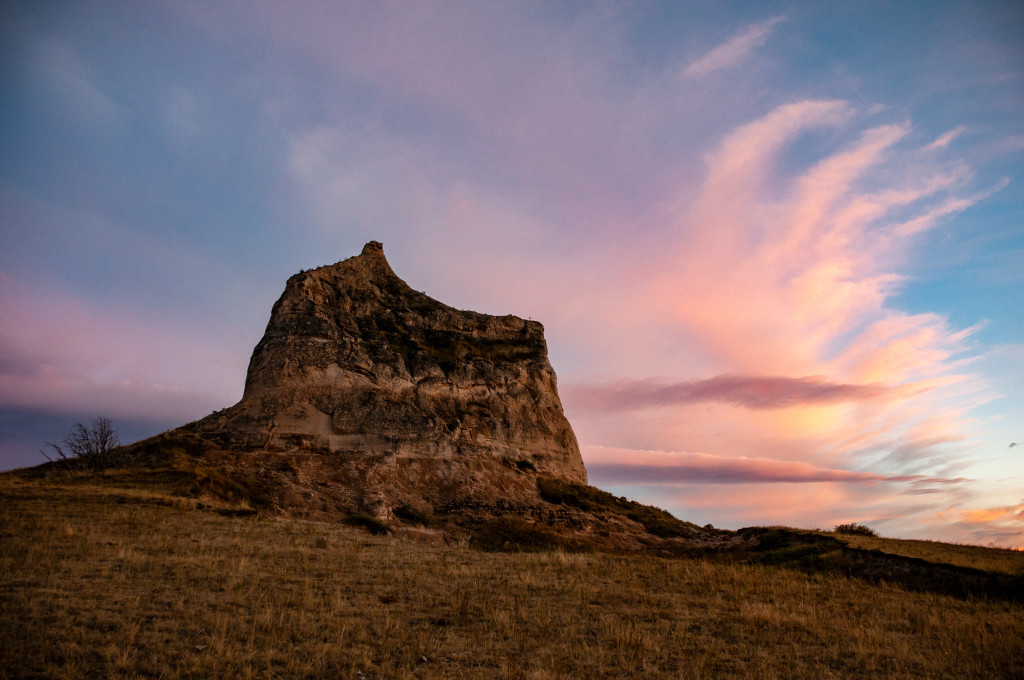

{"left": 831, "top": 532, "right": 1024, "bottom": 576}
{"left": 2, "top": 477, "right": 1022, "bottom": 679}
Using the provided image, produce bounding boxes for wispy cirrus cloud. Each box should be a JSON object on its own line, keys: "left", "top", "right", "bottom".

{"left": 924, "top": 125, "right": 967, "bottom": 150}
{"left": 561, "top": 96, "right": 1002, "bottom": 533}
{"left": 27, "top": 35, "right": 122, "bottom": 127}
{"left": 684, "top": 16, "right": 786, "bottom": 78}
{"left": 932, "top": 501, "right": 1024, "bottom": 548}
{"left": 954, "top": 502, "right": 1024, "bottom": 525}
{"left": 666, "top": 98, "right": 993, "bottom": 386}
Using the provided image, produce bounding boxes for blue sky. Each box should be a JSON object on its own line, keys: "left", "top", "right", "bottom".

{"left": 2, "top": 1, "right": 1022, "bottom": 545}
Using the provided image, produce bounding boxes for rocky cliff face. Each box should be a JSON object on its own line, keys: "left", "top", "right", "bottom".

{"left": 195, "top": 241, "right": 586, "bottom": 486}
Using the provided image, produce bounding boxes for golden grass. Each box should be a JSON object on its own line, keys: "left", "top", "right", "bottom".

{"left": 2, "top": 480, "right": 1022, "bottom": 679}
{"left": 832, "top": 532, "right": 1024, "bottom": 576}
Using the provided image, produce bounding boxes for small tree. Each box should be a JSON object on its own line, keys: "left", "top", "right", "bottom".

{"left": 41, "top": 417, "right": 125, "bottom": 471}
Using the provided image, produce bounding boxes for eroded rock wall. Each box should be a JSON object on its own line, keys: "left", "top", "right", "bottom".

{"left": 195, "top": 241, "right": 586, "bottom": 485}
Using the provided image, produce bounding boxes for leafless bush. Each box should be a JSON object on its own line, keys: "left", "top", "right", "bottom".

{"left": 834, "top": 522, "right": 878, "bottom": 537}
{"left": 41, "top": 417, "right": 125, "bottom": 471}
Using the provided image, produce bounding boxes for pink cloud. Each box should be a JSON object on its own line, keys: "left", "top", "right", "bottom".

{"left": 591, "top": 463, "right": 881, "bottom": 485}
{"left": 609, "top": 473, "right": 1018, "bottom": 547}
{"left": 583, "top": 445, "right": 969, "bottom": 485}
{"left": 833, "top": 314, "right": 977, "bottom": 384}
{"left": 665, "top": 111, "right": 924, "bottom": 375}
{"left": 180, "top": 1, "right": 668, "bottom": 232}
{"left": 624, "top": 479, "right": 949, "bottom": 533}
{"left": 0, "top": 273, "right": 238, "bottom": 423}
{"left": 555, "top": 99, "right": 1007, "bottom": 540}
{"left": 958, "top": 502, "right": 1024, "bottom": 524}
{"left": 684, "top": 17, "right": 787, "bottom": 78}
{"left": 932, "top": 501, "right": 1024, "bottom": 548}
{"left": 924, "top": 125, "right": 967, "bottom": 150}
{"left": 565, "top": 375, "right": 891, "bottom": 412}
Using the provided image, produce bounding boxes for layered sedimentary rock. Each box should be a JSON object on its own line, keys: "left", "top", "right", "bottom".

{"left": 195, "top": 241, "right": 586, "bottom": 485}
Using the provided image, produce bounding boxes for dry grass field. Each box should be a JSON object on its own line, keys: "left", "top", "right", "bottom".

{"left": 2, "top": 478, "right": 1022, "bottom": 679}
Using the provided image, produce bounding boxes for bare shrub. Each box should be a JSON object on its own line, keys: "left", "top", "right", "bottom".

{"left": 41, "top": 417, "right": 125, "bottom": 471}
{"left": 835, "top": 522, "right": 878, "bottom": 537}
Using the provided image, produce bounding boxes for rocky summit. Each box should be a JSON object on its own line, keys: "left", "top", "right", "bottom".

{"left": 191, "top": 242, "right": 586, "bottom": 507}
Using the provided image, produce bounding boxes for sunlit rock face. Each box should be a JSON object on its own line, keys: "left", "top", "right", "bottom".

{"left": 195, "top": 241, "right": 586, "bottom": 485}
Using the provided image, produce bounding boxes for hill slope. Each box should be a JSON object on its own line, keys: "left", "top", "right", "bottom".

{"left": 2, "top": 476, "right": 1022, "bottom": 679}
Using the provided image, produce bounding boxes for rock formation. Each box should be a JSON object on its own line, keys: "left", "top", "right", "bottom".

{"left": 96, "top": 241, "right": 718, "bottom": 548}
{"left": 194, "top": 241, "right": 587, "bottom": 487}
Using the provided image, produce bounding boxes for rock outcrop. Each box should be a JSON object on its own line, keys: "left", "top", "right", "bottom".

{"left": 194, "top": 241, "right": 586, "bottom": 486}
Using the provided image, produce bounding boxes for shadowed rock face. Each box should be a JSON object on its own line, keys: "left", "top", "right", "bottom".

{"left": 195, "top": 241, "right": 586, "bottom": 485}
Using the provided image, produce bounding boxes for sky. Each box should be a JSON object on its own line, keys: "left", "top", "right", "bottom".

{"left": 2, "top": 1, "right": 1022, "bottom": 547}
